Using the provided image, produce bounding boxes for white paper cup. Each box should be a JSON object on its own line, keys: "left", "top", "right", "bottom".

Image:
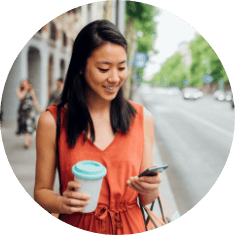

{"left": 72, "top": 160, "right": 107, "bottom": 213}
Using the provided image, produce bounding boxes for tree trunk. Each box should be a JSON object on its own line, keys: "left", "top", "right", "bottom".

{"left": 124, "top": 17, "right": 137, "bottom": 99}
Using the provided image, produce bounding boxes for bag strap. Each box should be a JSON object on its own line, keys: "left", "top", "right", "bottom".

{"left": 140, "top": 202, "right": 148, "bottom": 231}
{"left": 143, "top": 205, "right": 165, "bottom": 228}
{"left": 159, "top": 195, "right": 172, "bottom": 218}
{"left": 145, "top": 199, "right": 155, "bottom": 226}
{"left": 140, "top": 195, "right": 172, "bottom": 230}
{"left": 56, "top": 104, "right": 62, "bottom": 196}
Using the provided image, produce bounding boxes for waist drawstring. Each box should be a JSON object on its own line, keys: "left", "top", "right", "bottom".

{"left": 93, "top": 201, "right": 136, "bottom": 234}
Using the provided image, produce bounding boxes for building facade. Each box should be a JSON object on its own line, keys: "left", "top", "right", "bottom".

{"left": 2, "top": 0, "right": 126, "bottom": 121}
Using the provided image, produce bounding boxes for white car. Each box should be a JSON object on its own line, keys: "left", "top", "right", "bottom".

{"left": 213, "top": 90, "right": 228, "bottom": 101}
{"left": 214, "top": 90, "right": 233, "bottom": 101}
{"left": 182, "top": 88, "right": 203, "bottom": 100}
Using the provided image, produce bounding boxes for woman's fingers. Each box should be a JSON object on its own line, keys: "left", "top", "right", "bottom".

{"left": 61, "top": 181, "right": 91, "bottom": 214}
{"left": 67, "top": 181, "right": 81, "bottom": 190}
{"left": 61, "top": 203, "right": 87, "bottom": 214}
{"left": 127, "top": 175, "right": 161, "bottom": 194}
{"left": 63, "top": 197, "right": 90, "bottom": 207}
{"left": 63, "top": 191, "right": 90, "bottom": 201}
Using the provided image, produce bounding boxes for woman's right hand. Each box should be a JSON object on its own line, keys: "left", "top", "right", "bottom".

{"left": 60, "top": 181, "right": 90, "bottom": 214}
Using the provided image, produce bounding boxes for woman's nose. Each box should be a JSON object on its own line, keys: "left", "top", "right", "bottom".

{"left": 107, "top": 70, "right": 120, "bottom": 83}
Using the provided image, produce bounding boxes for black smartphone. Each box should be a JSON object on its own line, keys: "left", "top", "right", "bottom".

{"left": 138, "top": 165, "right": 168, "bottom": 177}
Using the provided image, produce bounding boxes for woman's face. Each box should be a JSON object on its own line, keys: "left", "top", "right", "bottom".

{"left": 21, "top": 80, "right": 29, "bottom": 90}
{"left": 84, "top": 42, "right": 127, "bottom": 103}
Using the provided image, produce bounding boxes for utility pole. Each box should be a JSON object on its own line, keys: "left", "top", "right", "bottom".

{"left": 203, "top": 59, "right": 211, "bottom": 95}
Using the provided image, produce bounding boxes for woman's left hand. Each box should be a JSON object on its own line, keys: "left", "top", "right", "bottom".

{"left": 126, "top": 174, "right": 161, "bottom": 195}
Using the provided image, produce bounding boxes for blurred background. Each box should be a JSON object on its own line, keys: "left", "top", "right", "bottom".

{"left": 0, "top": 0, "right": 234, "bottom": 217}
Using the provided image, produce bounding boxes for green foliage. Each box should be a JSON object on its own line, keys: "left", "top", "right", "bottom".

{"left": 150, "top": 53, "right": 187, "bottom": 88}
{"left": 126, "top": 1, "right": 158, "bottom": 83}
{"left": 189, "top": 35, "right": 228, "bottom": 85}
{"left": 149, "top": 34, "right": 229, "bottom": 88}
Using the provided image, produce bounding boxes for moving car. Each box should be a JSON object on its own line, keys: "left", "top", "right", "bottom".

{"left": 182, "top": 87, "right": 203, "bottom": 100}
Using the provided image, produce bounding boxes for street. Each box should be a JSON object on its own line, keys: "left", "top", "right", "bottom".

{"left": 138, "top": 85, "right": 234, "bottom": 215}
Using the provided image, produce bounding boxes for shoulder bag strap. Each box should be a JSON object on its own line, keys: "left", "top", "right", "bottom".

{"left": 56, "top": 104, "right": 62, "bottom": 196}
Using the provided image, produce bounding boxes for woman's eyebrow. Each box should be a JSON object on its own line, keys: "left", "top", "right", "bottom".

{"left": 96, "top": 60, "right": 127, "bottom": 65}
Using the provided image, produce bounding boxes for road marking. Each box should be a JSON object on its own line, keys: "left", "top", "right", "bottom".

{"left": 172, "top": 105, "right": 234, "bottom": 138}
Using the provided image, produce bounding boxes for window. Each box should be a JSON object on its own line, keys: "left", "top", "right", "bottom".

{"left": 63, "top": 32, "right": 67, "bottom": 47}
{"left": 50, "top": 22, "right": 57, "bottom": 41}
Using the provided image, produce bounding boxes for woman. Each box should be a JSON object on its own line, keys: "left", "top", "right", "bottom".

{"left": 16, "top": 79, "right": 41, "bottom": 148}
{"left": 34, "top": 19, "right": 161, "bottom": 234}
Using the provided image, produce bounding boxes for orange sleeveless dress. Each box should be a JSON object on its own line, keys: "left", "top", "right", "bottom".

{"left": 47, "top": 101, "right": 146, "bottom": 234}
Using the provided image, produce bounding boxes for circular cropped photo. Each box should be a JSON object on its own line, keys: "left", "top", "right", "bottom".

{"left": 1, "top": 1, "right": 234, "bottom": 234}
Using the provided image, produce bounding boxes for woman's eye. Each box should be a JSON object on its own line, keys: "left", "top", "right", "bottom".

{"left": 119, "top": 67, "right": 126, "bottom": 71}
{"left": 98, "top": 68, "right": 109, "bottom": 72}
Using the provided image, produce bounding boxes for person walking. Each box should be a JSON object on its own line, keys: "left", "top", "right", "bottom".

{"left": 34, "top": 19, "right": 161, "bottom": 234}
{"left": 47, "top": 78, "right": 64, "bottom": 107}
{"left": 16, "top": 79, "right": 41, "bottom": 148}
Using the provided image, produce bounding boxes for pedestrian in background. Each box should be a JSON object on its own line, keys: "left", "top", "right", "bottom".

{"left": 34, "top": 19, "right": 161, "bottom": 234}
{"left": 47, "top": 78, "right": 64, "bottom": 107}
{"left": 16, "top": 79, "right": 41, "bottom": 148}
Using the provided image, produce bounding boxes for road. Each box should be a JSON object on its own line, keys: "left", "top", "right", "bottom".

{"left": 138, "top": 85, "right": 234, "bottom": 215}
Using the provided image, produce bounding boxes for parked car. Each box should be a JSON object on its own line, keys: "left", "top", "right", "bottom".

{"left": 225, "top": 91, "right": 233, "bottom": 101}
{"left": 213, "top": 90, "right": 225, "bottom": 101}
{"left": 213, "top": 90, "right": 233, "bottom": 101}
{"left": 182, "top": 87, "right": 203, "bottom": 100}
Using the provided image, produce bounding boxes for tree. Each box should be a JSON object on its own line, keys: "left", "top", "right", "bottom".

{"left": 149, "top": 53, "right": 187, "bottom": 88}
{"left": 125, "top": 1, "right": 158, "bottom": 97}
{"left": 189, "top": 35, "right": 228, "bottom": 86}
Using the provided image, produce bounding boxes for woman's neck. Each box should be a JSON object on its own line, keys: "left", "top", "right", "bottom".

{"left": 85, "top": 90, "right": 111, "bottom": 115}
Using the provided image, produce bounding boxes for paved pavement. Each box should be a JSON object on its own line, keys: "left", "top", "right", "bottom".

{"left": 131, "top": 85, "right": 179, "bottom": 217}
{"left": 1, "top": 86, "right": 179, "bottom": 219}
{"left": 1, "top": 118, "right": 60, "bottom": 198}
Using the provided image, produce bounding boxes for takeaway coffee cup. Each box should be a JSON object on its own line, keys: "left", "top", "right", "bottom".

{"left": 72, "top": 160, "right": 107, "bottom": 213}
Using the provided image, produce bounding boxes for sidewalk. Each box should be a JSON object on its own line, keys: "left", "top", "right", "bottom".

{"left": 130, "top": 85, "right": 179, "bottom": 217}
{"left": 1, "top": 120, "right": 60, "bottom": 198}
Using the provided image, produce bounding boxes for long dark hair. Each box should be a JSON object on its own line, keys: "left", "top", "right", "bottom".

{"left": 57, "top": 19, "right": 136, "bottom": 148}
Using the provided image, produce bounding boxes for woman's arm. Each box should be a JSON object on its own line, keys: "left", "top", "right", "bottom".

{"left": 126, "top": 107, "right": 161, "bottom": 205}
{"left": 30, "top": 89, "right": 42, "bottom": 113}
{"left": 16, "top": 88, "right": 27, "bottom": 100}
{"left": 34, "top": 111, "right": 90, "bottom": 214}
{"left": 34, "top": 111, "right": 63, "bottom": 213}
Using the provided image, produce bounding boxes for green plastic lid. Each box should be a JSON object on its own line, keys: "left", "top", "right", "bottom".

{"left": 72, "top": 160, "right": 107, "bottom": 180}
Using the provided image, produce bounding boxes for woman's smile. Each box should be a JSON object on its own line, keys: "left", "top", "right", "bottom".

{"left": 102, "top": 85, "right": 118, "bottom": 93}
{"left": 84, "top": 42, "right": 127, "bottom": 102}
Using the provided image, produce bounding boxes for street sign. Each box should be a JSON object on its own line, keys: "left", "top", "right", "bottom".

{"left": 202, "top": 75, "right": 214, "bottom": 84}
{"left": 183, "top": 79, "right": 189, "bottom": 86}
{"left": 134, "top": 52, "right": 148, "bottom": 68}
{"left": 137, "top": 72, "right": 141, "bottom": 85}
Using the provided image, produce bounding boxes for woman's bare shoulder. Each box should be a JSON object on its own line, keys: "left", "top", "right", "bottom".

{"left": 37, "top": 111, "right": 56, "bottom": 133}
{"left": 143, "top": 107, "right": 154, "bottom": 125}
{"left": 38, "top": 111, "right": 56, "bottom": 126}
